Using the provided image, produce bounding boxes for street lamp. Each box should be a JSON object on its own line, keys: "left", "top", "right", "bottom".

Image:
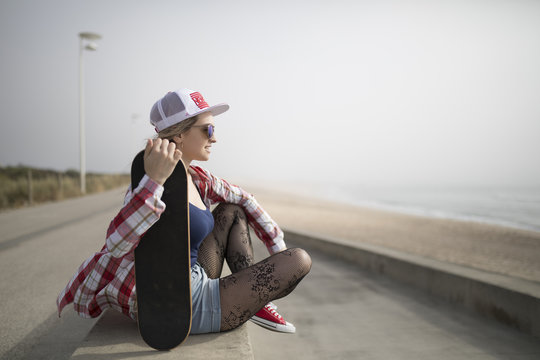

{"left": 78, "top": 32, "right": 102, "bottom": 194}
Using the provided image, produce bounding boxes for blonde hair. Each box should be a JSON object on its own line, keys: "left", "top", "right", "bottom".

{"left": 154, "top": 115, "right": 199, "bottom": 141}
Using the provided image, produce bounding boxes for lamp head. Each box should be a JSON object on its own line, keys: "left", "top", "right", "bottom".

{"left": 79, "top": 32, "right": 102, "bottom": 41}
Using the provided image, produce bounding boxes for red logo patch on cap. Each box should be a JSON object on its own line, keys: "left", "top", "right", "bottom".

{"left": 190, "top": 92, "right": 209, "bottom": 109}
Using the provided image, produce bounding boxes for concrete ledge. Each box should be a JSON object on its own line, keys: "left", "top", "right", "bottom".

{"left": 285, "top": 227, "right": 540, "bottom": 340}
{"left": 70, "top": 310, "right": 253, "bottom": 359}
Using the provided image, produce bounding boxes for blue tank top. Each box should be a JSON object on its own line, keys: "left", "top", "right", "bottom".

{"left": 189, "top": 203, "right": 214, "bottom": 266}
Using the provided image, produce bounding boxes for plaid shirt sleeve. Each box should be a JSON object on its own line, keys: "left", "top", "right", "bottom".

{"left": 56, "top": 174, "right": 165, "bottom": 319}
{"left": 105, "top": 174, "right": 166, "bottom": 258}
{"left": 190, "top": 166, "right": 286, "bottom": 254}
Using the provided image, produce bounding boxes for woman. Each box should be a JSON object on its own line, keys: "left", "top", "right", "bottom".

{"left": 57, "top": 88, "right": 312, "bottom": 334}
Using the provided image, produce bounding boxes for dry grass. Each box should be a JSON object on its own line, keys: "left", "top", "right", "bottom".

{"left": 0, "top": 166, "right": 130, "bottom": 210}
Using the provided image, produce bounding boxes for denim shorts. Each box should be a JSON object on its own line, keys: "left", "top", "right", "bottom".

{"left": 190, "top": 263, "right": 221, "bottom": 334}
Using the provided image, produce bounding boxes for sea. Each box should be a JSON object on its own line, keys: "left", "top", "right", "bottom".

{"left": 291, "top": 184, "right": 540, "bottom": 234}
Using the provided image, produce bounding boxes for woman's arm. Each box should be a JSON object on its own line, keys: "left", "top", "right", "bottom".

{"left": 191, "top": 166, "right": 286, "bottom": 254}
{"left": 106, "top": 139, "right": 182, "bottom": 258}
{"left": 105, "top": 175, "right": 165, "bottom": 258}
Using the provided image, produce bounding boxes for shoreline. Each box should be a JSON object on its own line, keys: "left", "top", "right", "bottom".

{"left": 242, "top": 184, "right": 540, "bottom": 284}
{"left": 239, "top": 180, "right": 540, "bottom": 234}
{"left": 337, "top": 198, "right": 540, "bottom": 234}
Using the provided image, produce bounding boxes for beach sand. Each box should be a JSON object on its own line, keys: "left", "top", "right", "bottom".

{"left": 242, "top": 185, "right": 540, "bottom": 283}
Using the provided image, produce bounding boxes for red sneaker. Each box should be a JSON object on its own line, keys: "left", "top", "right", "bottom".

{"left": 250, "top": 303, "right": 296, "bottom": 333}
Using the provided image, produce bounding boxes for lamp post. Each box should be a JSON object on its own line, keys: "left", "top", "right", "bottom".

{"left": 78, "top": 32, "right": 102, "bottom": 194}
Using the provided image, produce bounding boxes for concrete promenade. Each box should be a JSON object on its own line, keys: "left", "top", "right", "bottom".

{"left": 1, "top": 186, "right": 540, "bottom": 359}
{"left": 247, "top": 230, "right": 540, "bottom": 359}
{"left": 0, "top": 187, "right": 252, "bottom": 360}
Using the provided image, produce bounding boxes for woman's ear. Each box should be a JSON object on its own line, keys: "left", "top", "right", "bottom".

{"left": 172, "top": 134, "right": 182, "bottom": 143}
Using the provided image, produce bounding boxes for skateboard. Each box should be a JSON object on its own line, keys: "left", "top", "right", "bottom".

{"left": 131, "top": 150, "right": 192, "bottom": 350}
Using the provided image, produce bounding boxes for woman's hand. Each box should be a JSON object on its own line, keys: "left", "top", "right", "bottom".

{"left": 143, "top": 138, "right": 183, "bottom": 185}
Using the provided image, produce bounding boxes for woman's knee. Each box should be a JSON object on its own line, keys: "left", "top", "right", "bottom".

{"left": 285, "top": 247, "right": 312, "bottom": 276}
{"left": 213, "top": 203, "right": 246, "bottom": 221}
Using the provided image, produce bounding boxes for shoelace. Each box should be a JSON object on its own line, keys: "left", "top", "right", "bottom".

{"left": 266, "top": 304, "right": 283, "bottom": 320}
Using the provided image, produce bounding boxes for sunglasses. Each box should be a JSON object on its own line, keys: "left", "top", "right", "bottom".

{"left": 191, "top": 124, "right": 215, "bottom": 139}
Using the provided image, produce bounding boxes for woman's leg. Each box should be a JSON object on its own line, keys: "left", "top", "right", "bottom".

{"left": 196, "top": 203, "right": 312, "bottom": 332}
{"left": 197, "top": 203, "right": 255, "bottom": 278}
{"left": 219, "top": 248, "right": 311, "bottom": 331}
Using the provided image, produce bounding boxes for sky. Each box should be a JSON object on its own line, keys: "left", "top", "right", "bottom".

{"left": 1, "top": 0, "right": 539, "bottom": 189}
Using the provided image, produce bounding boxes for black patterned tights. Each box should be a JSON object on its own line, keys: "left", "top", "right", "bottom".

{"left": 196, "top": 203, "right": 312, "bottom": 331}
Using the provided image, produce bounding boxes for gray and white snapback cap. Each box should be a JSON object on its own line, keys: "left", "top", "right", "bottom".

{"left": 150, "top": 88, "right": 229, "bottom": 132}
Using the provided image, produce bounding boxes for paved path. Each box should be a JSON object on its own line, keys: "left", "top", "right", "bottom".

{"left": 0, "top": 187, "right": 253, "bottom": 360}
{"left": 2, "top": 187, "right": 540, "bottom": 359}
{"left": 247, "top": 236, "right": 540, "bottom": 359}
{"left": 0, "top": 188, "right": 126, "bottom": 360}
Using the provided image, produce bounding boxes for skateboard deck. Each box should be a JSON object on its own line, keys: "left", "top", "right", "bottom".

{"left": 131, "top": 150, "right": 192, "bottom": 350}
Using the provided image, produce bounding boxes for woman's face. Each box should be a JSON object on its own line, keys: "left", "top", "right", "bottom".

{"left": 175, "top": 112, "right": 216, "bottom": 162}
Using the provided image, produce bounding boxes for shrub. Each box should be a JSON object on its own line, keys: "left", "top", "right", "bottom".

{"left": 0, "top": 166, "right": 130, "bottom": 210}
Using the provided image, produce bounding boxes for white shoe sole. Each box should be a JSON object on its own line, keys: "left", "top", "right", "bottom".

{"left": 250, "top": 316, "right": 296, "bottom": 333}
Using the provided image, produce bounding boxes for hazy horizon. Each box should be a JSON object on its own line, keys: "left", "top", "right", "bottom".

{"left": 1, "top": 0, "right": 540, "bottom": 188}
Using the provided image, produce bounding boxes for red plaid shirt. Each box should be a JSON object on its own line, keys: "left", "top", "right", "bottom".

{"left": 56, "top": 165, "right": 285, "bottom": 320}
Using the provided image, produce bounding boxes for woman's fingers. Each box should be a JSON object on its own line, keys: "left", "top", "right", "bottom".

{"left": 173, "top": 149, "right": 182, "bottom": 161}
{"left": 156, "top": 138, "right": 165, "bottom": 152}
{"left": 143, "top": 138, "right": 183, "bottom": 185}
{"left": 168, "top": 141, "right": 183, "bottom": 163}
{"left": 145, "top": 138, "right": 179, "bottom": 159}
{"left": 167, "top": 140, "right": 177, "bottom": 157}
{"left": 144, "top": 138, "right": 153, "bottom": 158}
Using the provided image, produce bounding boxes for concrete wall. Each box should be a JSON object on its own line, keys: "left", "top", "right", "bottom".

{"left": 285, "top": 228, "right": 540, "bottom": 340}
